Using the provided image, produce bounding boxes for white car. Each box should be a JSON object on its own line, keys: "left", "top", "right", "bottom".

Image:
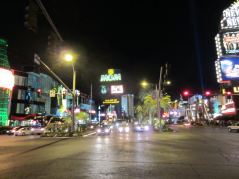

{"left": 228, "top": 123, "right": 239, "bottom": 132}
{"left": 14, "top": 127, "right": 32, "bottom": 136}
{"left": 30, "top": 126, "right": 45, "bottom": 135}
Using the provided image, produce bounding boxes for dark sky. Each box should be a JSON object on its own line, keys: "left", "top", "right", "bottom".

{"left": 0, "top": 0, "right": 235, "bottom": 99}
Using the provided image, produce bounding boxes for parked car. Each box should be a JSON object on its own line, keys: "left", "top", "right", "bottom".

{"left": 30, "top": 126, "right": 45, "bottom": 135}
{"left": 6, "top": 126, "right": 22, "bottom": 135}
{"left": 96, "top": 125, "right": 112, "bottom": 135}
{"left": 0, "top": 126, "right": 13, "bottom": 135}
{"left": 228, "top": 123, "right": 239, "bottom": 132}
{"left": 14, "top": 127, "right": 32, "bottom": 136}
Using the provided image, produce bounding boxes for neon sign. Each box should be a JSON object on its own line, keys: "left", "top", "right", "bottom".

{"left": 100, "top": 69, "right": 122, "bottom": 82}
{"left": 221, "top": 1, "right": 239, "bottom": 29}
{"left": 100, "top": 74, "right": 121, "bottom": 82}
{"left": 111, "top": 85, "right": 124, "bottom": 94}
{"left": 0, "top": 68, "right": 14, "bottom": 90}
{"left": 103, "top": 99, "right": 120, "bottom": 104}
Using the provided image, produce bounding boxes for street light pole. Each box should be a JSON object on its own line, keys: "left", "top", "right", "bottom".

{"left": 158, "top": 66, "right": 163, "bottom": 132}
{"left": 72, "top": 64, "right": 76, "bottom": 133}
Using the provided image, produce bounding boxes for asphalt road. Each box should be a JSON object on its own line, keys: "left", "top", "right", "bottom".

{"left": 0, "top": 126, "right": 239, "bottom": 179}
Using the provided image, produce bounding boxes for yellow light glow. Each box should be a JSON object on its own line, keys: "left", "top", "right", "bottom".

{"left": 64, "top": 54, "right": 73, "bottom": 62}
{"left": 141, "top": 81, "right": 149, "bottom": 88}
{"left": 166, "top": 80, "right": 171, "bottom": 85}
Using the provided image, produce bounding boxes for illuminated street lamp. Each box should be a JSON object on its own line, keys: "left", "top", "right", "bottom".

{"left": 164, "top": 80, "right": 171, "bottom": 86}
{"left": 64, "top": 53, "right": 73, "bottom": 62}
{"left": 141, "top": 81, "right": 149, "bottom": 88}
{"left": 63, "top": 52, "right": 76, "bottom": 133}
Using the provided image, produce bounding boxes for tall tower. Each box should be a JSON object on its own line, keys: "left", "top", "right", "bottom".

{"left": 0, "top": 39, "right": 13, "bottom": 126}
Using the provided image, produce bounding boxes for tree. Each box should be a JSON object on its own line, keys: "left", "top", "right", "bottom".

{"left": 75, "top": 111, "right": 89, "bottom": 123}
{"left": 135, "top": 105, "right": 143, "bottom": 123}
{"left": 160, "top": 95, "right": 171, "bottom": 111}
{"left": 143, "top": 94, "right": 157, "bottom": 124}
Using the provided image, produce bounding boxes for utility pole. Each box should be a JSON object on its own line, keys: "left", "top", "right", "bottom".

{"left": 89, "top": 83, "right": 93, "bottom": 121}
{"left": 72, "top": 64, "right": 76, "bottom": 132}
{"left": 158, "top": 66, "right": 163, "bottom": 132}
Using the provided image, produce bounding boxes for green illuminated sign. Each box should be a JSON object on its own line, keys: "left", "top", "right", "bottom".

{"left": 100, "top": 74, "right": 121, "bottom": 82}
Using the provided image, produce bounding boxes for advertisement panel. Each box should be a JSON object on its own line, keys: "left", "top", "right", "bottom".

{"left": 220, "top": 56, "right": 239, "bottom": 81}
{"left": 111, "top": 85, "right": 123, "bottom": 94}
{"left": 223, "top": 32, "right": 239, "bottom": 54}
{"left": 0, "top": 68, "right": 14, "bottom": 90}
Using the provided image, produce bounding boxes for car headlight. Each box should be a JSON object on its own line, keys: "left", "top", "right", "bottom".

{"left": 97, "top": 129, "right": 101, "bottom": 133}
{"left": 41, "top": 128, "right": 44, "bottom": 131}
{"left": 125, "top": 127, "right": 130, "bottom": 132}
{"left": 119, "top": 127, "right": 123, "bottom": 132}
{"left": 144, "top": 126, "right": 149, "bottom": 131}
{"left": 136, "top": 126, "right": 141, "bottom": 130}
{"left": 105, "top": 129, "right": 109, "bottom": 133}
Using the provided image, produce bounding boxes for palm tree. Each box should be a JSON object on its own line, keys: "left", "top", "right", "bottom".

{"left": 143, "top": 94, "right": 157, "bottom": 124}
{"left": 160, "top": 95, "right": 171, "bottom": 111}
{"left": 135, "top": 105, "right": 143, "bottom": 124}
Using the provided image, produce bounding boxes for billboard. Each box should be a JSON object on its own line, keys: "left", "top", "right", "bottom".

{"left": 223, "top": 32, "right": 239, "bottom": 54}
{"left": 220, "top": 56, "right": 239, "bottom": 81}
{"left": 111, "top": 85, "right": 123, "bottom": 94}
{"left": 221, "top": 2, "right": 239, "bottom": 29}
{"left": 0, "top": 68, "right": 14, "bottom": 90}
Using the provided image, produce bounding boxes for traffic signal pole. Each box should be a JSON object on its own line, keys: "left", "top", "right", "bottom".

{"left": 34, "top": 53, "right": 75, "bottom": 133}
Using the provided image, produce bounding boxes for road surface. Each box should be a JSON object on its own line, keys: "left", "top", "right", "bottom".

{"left": 0, "top": 126, "right": 239, "bottom": 178}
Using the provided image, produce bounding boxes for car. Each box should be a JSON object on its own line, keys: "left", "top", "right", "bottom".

{"left": 6, "top": 126, "right": 22, "bottom": 135}
{"left": 118, "top": 123, "right": 130, "bottom": 133}
{"left": 14, "top": 127, "right": 32, "bottom": 136}
{"left": 228, "top": 123, "right": 239, "bottom": 132}
{"left": 96, "top": 125, "right": 111, "bottom": 135}
{"left": 0, "top": 126, "right": 13, "bottom": 135}
{"left": 30, "top": 126, "right": 45, "bottom": 135}
{"left": 134, "top": 124, "right": 150, "bottom": 132}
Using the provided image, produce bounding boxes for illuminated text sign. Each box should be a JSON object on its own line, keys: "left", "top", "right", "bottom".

{"left": 221, "top": 2, "right": 239, "bottom": 29}
{"left": 100, "top": 74, "right": 121, "bottom": 82}
{"left": 103, "top": 99, "right": 120, "bottom": 104}
{"left": 111, "top": 85, "right": 124, "bottom": 94}
{"left": 223, "top": 32, "right": 239, "bottom": 54}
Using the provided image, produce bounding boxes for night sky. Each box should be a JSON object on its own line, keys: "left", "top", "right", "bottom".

{"left": 0, "top": 0, "right": 235, "bottom": 100}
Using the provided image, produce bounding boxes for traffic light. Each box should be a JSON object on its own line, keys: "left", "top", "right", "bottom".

{"left": 24, "top": 0, "right": 39, "bottom": 32}
{"left": 226, "top": 91, "right": 232, "bottom": 96}
{"left": 204, "top": 90, "right": 211, "bottom": 97}
{"left": 37, "top": 88, "right": 42, "bottom": 97}
{"left": 182, "top": 90, "right": 190, "bottom": 97}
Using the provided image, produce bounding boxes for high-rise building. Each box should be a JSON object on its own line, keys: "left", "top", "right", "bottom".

{"left": 121, "top": 94, "right": 134, "bottom": 118}
{"left": 0, "top": 39, "right": 14, "bottom": 126}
